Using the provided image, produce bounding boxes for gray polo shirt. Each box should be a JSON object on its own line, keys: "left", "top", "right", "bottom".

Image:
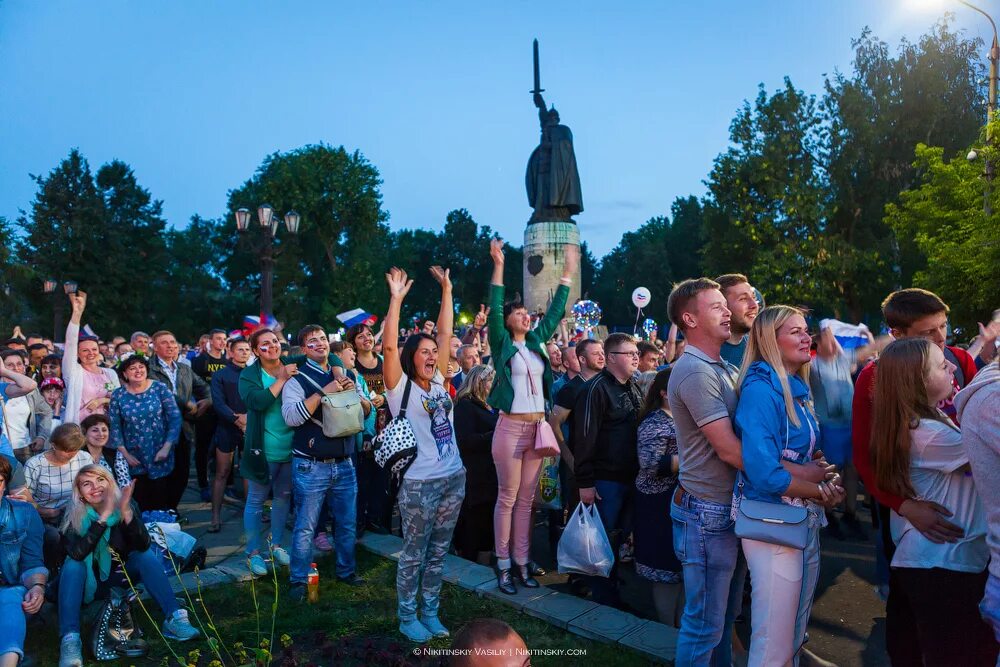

{"left": 667, "top": 343, "right": 739, "bottom": 505}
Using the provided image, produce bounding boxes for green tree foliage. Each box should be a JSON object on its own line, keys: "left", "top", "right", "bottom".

{"left": 223, "top": 144, "right": 392, "bottom": 328}
{"left": 885, "top": 143, "right": 1000, "bottom": 331}
{"left": 823, "top": 20, "right": 985, "bottom": 319}
{"left": 703, "top": 78, "right": 833, "bottom": 310}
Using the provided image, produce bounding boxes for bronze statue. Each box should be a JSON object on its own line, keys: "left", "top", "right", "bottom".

{"left": 526, "top": 39, "right": 583, "bottom": 224}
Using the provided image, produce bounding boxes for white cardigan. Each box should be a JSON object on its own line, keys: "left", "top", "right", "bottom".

{"left": 62, "top": 321, "right": 120, "bottom": 425}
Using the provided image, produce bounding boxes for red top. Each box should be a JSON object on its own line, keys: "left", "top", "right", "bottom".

{"left": 851, "top": 345, "right": 979, "bottom": 512}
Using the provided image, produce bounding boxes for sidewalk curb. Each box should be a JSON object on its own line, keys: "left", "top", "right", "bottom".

{"left": 357, "top": 532, "right": 677, "bottom": 664}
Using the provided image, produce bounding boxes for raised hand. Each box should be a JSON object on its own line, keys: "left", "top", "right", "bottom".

{"left": 385, "top": 267, "right": 414, "bottom": 299}
{"left": 69, "top": 290, "right": 87, "bottom": 317}
{"left": 562, "top": 244, "right": 580, "bottom": 277}
{"left": 473, "top": 304, "right": 490, "bottom": 329}
{"left": 489, "top": 238, "right": 505, "bottom": 266}
{"left": 429, "top": 265, "right": 452, "bottom": 290}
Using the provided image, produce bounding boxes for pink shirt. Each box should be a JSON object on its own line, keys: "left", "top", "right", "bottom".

{"left": 78, "top": 369, "right": 111, "bottom": 422}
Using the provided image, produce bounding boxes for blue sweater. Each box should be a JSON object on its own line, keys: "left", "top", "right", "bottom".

{"left": 734, "top": 361, "right": 820, "bottom": 504}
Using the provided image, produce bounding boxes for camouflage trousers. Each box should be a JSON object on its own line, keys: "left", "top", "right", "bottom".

{"left": 396, "top": 468, "right": 466, "bottom": 622}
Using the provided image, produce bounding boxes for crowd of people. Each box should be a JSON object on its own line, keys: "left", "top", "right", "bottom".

{"left": 0, "top": 239, "right": 998, "bottom": 666}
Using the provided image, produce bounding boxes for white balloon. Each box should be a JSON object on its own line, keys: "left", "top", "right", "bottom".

{"left": 631, "top": 286, "right": 651, "bottom": 309}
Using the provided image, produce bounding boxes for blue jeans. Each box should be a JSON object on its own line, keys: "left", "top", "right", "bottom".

{"left": 0, "top": 585, "right": 27, "bottom": 659}
{"left": 244, "top": 461, "right": 293, "bottom": 556}
{"left": 58, "top": 549, "right": 179, "bottom": 636}
{"left": 671, "top": 489, "right": 747, "bottom": 667}
{"left": 290, "top": 457, "right": 357, "bottom": 582}
{"left": 584, "top": 480, "right": 633, "bottom": 605}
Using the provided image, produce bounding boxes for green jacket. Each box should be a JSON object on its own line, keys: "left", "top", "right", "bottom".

{"left": 238, "top": 354, "right": 344, "bottom": 485}
{"left": 486, "top": 283, "right": 570, "bottom": 414}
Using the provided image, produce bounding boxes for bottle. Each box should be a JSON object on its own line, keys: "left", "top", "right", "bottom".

{"left": 307, "top": 562, "right": 320, "bottom": 603}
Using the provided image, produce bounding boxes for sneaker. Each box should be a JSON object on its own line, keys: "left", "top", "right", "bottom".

{"left": 162, "top": 609, "right": 200, "bottom": 641}
{"left": 287, "top": 583, "right": 307, "bottom": 602}
{"left": 399, "top": 619, "right": 433, "bottom": 643}
{"left": 248, "top": 554, "right": 269, "bottom": 577}
{"left": 271, "top": 546, "right": 290, "bottom": 567}
{"left": 421, "top": 615, "right": 450, "bottom": 638}
{"left": 313, "top": 532, "right": 333, "bottom": 552}
{"left": 59, "top": 632, "right": 83, "bottom": 667}
{"left": 337, "top": 573, "right": 366, "bottom": 586}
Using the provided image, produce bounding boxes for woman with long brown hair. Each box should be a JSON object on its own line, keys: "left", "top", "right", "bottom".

{"left": 870, "top": 338, "right": 995, "bottom": 665}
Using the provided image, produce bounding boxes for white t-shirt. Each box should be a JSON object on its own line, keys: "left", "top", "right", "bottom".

{"left": 4, "top": 396, "right": 32, "bottom": 450}
{"left": 509, "top": 342, "right": 546, "bottom": 414}
{"left": 890, "top": 418, "right": 988, "bottom": 573}
{"left": 386, "top": 372, "right": 463, "bottom": 481}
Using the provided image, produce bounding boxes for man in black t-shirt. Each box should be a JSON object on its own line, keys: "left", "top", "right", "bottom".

{"left": 191, "top": 329, "right": 228, "bottom": 500}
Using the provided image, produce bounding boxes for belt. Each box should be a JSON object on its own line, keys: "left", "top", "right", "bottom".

{"left": 673, "top": 484, "right": 687, "bottom": 506}
{"left": 293, "top": 453, "right": 350, "bottom": 464}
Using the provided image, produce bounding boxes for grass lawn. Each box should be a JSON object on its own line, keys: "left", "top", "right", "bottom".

{"left": 28, "top": 550, "right": 657, "bottom": 666}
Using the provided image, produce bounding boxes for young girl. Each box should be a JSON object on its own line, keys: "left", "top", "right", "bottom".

{"left": 871, "top": 338, "right": 996, "bottom": 666}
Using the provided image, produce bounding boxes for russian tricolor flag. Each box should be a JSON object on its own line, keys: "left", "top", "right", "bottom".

{"left": 337, "top": 309, "right": 378, "bottom": 328}
{"left": 819, "top": 318, "right": 871, "bottom": 350}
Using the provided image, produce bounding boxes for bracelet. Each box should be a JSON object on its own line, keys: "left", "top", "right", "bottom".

{"left": 29, "top": 582, "right": 45, "bottom": 591}
{"left": 559, "top": 277, "right": 572, "bottom": 286}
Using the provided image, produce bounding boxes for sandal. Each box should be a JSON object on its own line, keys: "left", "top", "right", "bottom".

{"left": 207, "top": 522, "right": 222, "bottom": 534}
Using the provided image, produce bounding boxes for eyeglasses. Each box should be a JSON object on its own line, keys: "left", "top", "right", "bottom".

{"left": 608, "top": 350, "right": 640, "bottom": 358}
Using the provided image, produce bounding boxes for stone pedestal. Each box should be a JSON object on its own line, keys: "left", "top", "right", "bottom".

{"left": 522, "top": 221, "right": 581, "bottom": 316}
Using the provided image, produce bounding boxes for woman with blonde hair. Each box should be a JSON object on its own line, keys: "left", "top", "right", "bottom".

{"left": 734, "top": 305, "right": 844, "bottom": 667}
{"left": 453, "top": 365, "right": 499, "bottom": 563}
{"left": 56, "top": 465, "right": 198, "bottom": 666}
{"left": 870, "top": 338, "right": 996, "bottom": 665}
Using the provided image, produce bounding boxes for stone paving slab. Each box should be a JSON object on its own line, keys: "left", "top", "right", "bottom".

{"left": 453, "top": 562, "right": 497, "bottom": 591}
{"left": 169, "top": 567, "right": 234, "bottom": 595}
{"left": 568, "top": 605, "right": 649, "bottom": 644}
{"left": 475, "top": 578, "right": 554, "bottom": 610}
{"left": 619, "top": 620, "right": 678, "bottom": 664}
{"left": 359, "top": 532, "right": 404, "bottom": 559}
{"left": 520, "top": 590, "right": 600, "bottom": 629}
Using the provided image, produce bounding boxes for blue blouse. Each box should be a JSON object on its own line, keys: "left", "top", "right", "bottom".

{"left": 108, "top": 381, "right": 182, "bottom": 480}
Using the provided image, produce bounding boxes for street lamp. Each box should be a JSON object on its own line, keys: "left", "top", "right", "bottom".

{"left": 956, "top": 0, "right": 999, "bottom": 215}
{"left": 41, "top": 278, "right": 75, "bottom": 341}
{"left": 234, "top": 204, "right": 300, "bottom": 317}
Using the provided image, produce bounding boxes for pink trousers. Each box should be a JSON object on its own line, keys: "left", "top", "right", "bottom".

{"left": 492, "top": 415, "right": 544, "bottom": 567}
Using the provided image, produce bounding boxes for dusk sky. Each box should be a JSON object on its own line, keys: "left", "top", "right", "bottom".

{"left": 1, "top": 1, "right": 991, "bottom": 255}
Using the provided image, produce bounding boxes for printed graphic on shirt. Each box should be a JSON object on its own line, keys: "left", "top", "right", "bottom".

{"left": 421, "top": 393, "right": 455, "bottom": 459}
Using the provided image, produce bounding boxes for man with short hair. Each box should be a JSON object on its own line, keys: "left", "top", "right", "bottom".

{"left": 148, "top": 330, "right": 210, "bottom": 511}
{"left": 130, "top": 331, "right": 151, "bottom": 357}
{"left": 113, "top": 341, "right": 133, "bottom": 361}
{"left": 546, "top": 341, "right": 565, "bottom": 381}
{"left": 453, "top": 344, "right": 480, "bottom": 390}
{"left": 26, "top": 344, "right": 48, "bottom": 375}
{"left": 636, "top": 340, "right": 660, "bottom": 373}
{"left": 282, "top": 324, "right": 363, "bottom": 599}
{"left": 715, "top": 274, "right": 758, "bottom": 368}
{"left": 666, "top": 278, "right": 828, "bottom": 666}
{"left": 573, "top": 333, "right": 642, "bottom": 606}
{"left": 191, "top": 328, "right": 228, "bottom": 500}
{"left": 25, "top": 334, "right": 44, "bottom": 349}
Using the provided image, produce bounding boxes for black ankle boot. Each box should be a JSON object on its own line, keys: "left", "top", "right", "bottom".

{"left": 496, "top": 568, "right": 517, "bottom": 595}
{"left": 514, "top": 564, "right": 540, "bottom": 588}
{"left": 525, "top": 561, "right": 546, "bottom": 577}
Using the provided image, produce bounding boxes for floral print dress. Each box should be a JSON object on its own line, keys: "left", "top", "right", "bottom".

{"left": 107, "top": 381, "right": 182, "bottom": 480}
{"left": 634, "top": 409, "right": 682, "bottom": 583}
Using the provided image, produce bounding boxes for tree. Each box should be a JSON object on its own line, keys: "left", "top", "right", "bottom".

{"left": 884, "top": 143, "right": 1000, "bottom": 332}
{"left": 223, "top": 144, "right": 393, "bottom": 329}
{"left": 703, "top": 79, "right": 834, "bottom": 311}
{"left": 665, "top": 196, "right": 706, "bottom": 281}
{"left": 823, "top": 20, "right": 986, "bottom": 320}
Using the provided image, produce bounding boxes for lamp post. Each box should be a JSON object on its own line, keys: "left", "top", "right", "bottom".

{"left": 43, "top": 279, "right": 77, "bottom": 342}
{"left": 957, "top": 0, "right": 999, "bottom": 216}
{"left": 234, "top": 204, "right": 300, "bottom": 317}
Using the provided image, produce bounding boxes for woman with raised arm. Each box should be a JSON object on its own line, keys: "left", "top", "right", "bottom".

{"left": 383, "top": 266, "right": 465, "bottom": 644}
{"left": 62, "top": 292, "right": 120, "bottom": 425}
{"left": 486, "top": 238, "right": 577, "bottom": 594}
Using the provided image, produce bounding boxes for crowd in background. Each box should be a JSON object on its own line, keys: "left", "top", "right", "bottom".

{"left": 1, "top": 238, "right": 999, "bottom": 666}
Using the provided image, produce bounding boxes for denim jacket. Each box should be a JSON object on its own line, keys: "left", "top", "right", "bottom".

{"left": 734, "top": 361, "right": 820, "bottom": 505}
{"left": 0, "top": 497, "right": 48, "bottom": 587}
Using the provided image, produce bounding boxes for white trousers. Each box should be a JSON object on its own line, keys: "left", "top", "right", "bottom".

{"left": 742, "top": 524, "right": 821, "bottom": 667}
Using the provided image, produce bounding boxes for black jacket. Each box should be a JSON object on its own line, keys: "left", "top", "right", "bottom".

{"left": 62, "top": 502, "right": 151, "bottom": 562}
{"left": 572, "top": 369, "right": 643, "bottom": 489}
{"left": 453, "top": 397, "right": 498, "bottom": 506}
{"left": 211, "top": 361, "right": 247, "bottom": 451}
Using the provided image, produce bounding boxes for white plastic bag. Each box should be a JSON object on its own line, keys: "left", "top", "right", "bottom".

{"left": 557, "top": 502, "right": 614, "bottom": 577}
